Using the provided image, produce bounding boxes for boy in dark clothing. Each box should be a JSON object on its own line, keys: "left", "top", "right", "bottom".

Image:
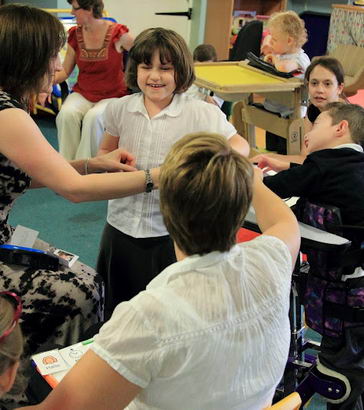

{"left": 256, "top": 102, "right": 364, "bottom": 410}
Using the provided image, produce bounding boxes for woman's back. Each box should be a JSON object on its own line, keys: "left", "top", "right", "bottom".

{"left": 92, "top": 235, "right": 292, "bottom": 409}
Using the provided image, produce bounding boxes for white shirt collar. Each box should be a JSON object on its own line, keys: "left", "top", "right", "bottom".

{"left": 127, "top": 93, "right": 186, "bottom": 118}
{"left": 334, "top": 143, "right": 363, "bottom": 153}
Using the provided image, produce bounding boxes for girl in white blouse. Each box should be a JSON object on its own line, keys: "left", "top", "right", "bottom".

{"left": 96, "top": 27, "right": 250, "bottom": 318}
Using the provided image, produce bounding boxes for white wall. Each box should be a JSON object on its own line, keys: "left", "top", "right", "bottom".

{"left": 103, "top": 0, "right": 186, "bottom": 37}
{"left": 103, "top": 0, "right": 206, "bottom": 49}
{"left": 16, "top": 0, "right": 206, "bottom": 50}
{"left": 58, "top": 0, "right": 69, "bottom": 7}
{"left": 4, "top": 0, "right": 58, "bottom": 5}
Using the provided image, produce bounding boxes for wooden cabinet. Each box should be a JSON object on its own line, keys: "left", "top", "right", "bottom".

{"left": 233, "top": 0, "right": 287, "bottom": 15}
{"left": 204, "top": 0, "right": 287, "bottom": 60}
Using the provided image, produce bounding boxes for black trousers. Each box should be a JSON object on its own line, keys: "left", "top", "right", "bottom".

{"left": 97, "top": 223, "right": 176, "bottom": 319}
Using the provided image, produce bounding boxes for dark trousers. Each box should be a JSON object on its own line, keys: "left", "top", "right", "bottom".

{"left": 319, "top": 325, "right": 364, "bottom": 410}
{"left": 97, "top": 223, "right": 176, "bottom": 319}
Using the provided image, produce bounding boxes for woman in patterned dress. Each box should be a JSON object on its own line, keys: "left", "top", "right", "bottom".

{"left": 0, "top": 4, "right": 156, "bottom": 407}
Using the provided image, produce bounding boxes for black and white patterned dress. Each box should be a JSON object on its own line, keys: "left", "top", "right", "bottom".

{"left": 0, "top": 91, "right": 104, "bottom": 407}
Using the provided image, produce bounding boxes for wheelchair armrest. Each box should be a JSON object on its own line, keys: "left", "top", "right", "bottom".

{"left": 244, "top": 208, "right": 351, "bottom": 251}
{"left": 299, "top": 223, "right": 351, "bottom": 253}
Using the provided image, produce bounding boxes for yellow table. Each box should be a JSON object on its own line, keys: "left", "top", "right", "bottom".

{"left": 194, "top": 61, "right": 305, "bottom": 155}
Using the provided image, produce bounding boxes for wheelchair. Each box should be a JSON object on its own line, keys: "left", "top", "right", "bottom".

{"left": 244, "top": 199, "right": 364, "bottom": 408}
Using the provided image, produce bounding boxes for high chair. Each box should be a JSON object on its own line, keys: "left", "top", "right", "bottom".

{"left": 265, "top": 392, "right": 302, "bottom": 410}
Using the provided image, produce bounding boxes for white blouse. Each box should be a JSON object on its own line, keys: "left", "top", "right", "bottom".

{"left": 104, "top": 93, "right": 237, "bottom": 238}
{"left": 92, "top": 235, "right": 292, "bottom": 409}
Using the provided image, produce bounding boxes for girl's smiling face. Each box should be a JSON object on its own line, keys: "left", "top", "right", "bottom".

{"left": 308, "top": 65, "right": 344, "bottom": 110}
{"left": 137, "top": 50, "right": 176, "bottom": 112}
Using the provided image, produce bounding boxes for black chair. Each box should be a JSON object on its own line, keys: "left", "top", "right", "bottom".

{"left": 230, "top": 20, "right": 263, "bottom": 61}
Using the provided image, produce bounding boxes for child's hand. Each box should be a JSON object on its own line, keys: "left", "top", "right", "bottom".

{"left": 263, "top": 54, "right": 274, "bottom": 65}
{"left": 251, "top": 154, "right": 289, "bottom": 173}
{"left": 260, "top": 34, "right": 273, "bottom": 56}
{"left": 91, "top": 148, "right": 137, "bottom": 173}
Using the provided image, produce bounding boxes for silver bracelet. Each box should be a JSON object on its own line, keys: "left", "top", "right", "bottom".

{"left": 84, "top": 158, "right": 90, "bottom": 175}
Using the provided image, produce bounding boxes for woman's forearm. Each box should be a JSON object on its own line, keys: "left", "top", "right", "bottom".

{"left": 63, "top": 168, "right": 159, "bottom": 203}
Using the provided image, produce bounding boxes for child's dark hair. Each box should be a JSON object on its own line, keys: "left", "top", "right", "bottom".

{"left": 160, "top": 132, "right": 253, "bottom": 256}
{"left": 324, "top": 102, "right": 364, "bottom": 145}
{"left": 125, "top": 27, "right": 195, "bottom": 94}
{"left": 193, "top": 44, "right": 217, "bottom": 62}
{"left": 305, "top": 56, "right": 345, "bottom": 87}
{"left": 67, "top": 0, "right": 104, "bottom": 19}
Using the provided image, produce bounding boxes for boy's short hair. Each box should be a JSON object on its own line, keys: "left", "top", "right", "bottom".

{"left": 268, "top": 11, "right": 307, "bottom": 48}
{"left": 160, "top": 133, "right": 254, "bottom": 256}
{"left": 193, "top": 44, "right": 217, "bottom": 62}
{"left": 324, "top": 102, "right": 364, "bottom": 146}
{"left": 125, "top": 27, "right": 195, "bottom": 94}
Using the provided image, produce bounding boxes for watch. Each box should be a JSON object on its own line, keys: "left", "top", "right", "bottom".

{"left": 144, "top": 169, "right": 154, "bottom": 193}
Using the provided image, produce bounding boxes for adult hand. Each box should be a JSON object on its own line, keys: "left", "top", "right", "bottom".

{"left": 250, "top": 154, "right": 289, "bottom": 173}
{"left": 90, "top": 148, "right": 137, "bottom": 173}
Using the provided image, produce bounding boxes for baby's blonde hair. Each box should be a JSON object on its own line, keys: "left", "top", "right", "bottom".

{"left": 268, "top": 11, "right": 307, "bottom": 48}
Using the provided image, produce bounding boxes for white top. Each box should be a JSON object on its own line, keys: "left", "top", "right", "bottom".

{"left": 334, "top": 143, "right": 363, "bottom": 153}
{"left": 92, "top": 235, "right": 292, "bottom": 410}
{"left": 264, "top": 49, "right": 310, "bottom": 117}
{"left": 273, "top": 49, "right": 311, "bottom": 79}
{"left": 104, "top": 93, "right": 237, "bottom": 238}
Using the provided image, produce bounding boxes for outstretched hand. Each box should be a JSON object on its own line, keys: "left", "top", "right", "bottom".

{"left": 90, "top": 148, "right": 137, "bottom": 173}
{"left": 250, "top": 154, "right": 289, "bottom": 173}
